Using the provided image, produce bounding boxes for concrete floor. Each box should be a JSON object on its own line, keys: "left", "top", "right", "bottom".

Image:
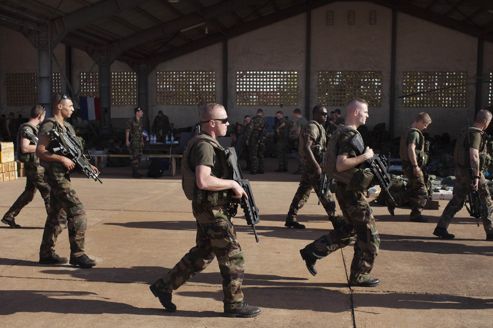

{"left": 0, "top": 162, "right": 492, "bottom": 328}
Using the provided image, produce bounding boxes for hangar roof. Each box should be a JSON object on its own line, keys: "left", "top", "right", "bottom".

{"left": 0, "top": 0, "right": 492, "bottom": 66}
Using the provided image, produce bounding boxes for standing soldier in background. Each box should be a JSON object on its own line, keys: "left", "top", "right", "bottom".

{"left": 289, "top": 108, "right": 307, "bottom": 174}
{"left": 399, "top": 112, "right": 432, "bottom": 222}
{"left": 36, "top": 94, "right": 97, "bottom": 268}
{"left": 126, "top": 107, "right": 144, "bottom": 178}
{"left": 300, "top": 99, "right": 380, "bottom": 287}
{"left": 245, "top": 108, "right": 265, "bottom": 174}
{"left": 274, "top": 110, "right": 289, "bottom": 172}
{"left": 284, "top": 105, "right": 336, "bottom": 229}
{"left": 433, "top": 109, "right": 493, "bottom": 241}
{"left": 149, "top": 103, "right": 261, "bottom": 317}
{"left": 2, "top": 105, "right": 50, "bottom": 228}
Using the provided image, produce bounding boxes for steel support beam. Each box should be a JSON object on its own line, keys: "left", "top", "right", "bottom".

{"left": 51, "top": 0, "right": 145, "bottom": 45}
{"left": 107, "top": 0, "right": 263, "bottom": 59}
{"left": 141, "top": 0, "right": 334, "bottom": 67}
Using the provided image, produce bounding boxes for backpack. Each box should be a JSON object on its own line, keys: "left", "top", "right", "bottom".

{"left": 181, "top": 134, "right": 224, "bottom": 200}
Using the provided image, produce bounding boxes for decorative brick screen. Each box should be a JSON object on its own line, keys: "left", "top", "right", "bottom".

{"left": 79, "top": 72, "right": 99, "bottom": 98}
{"left": 317, "top": 71, "right": 383, "bottom": 107}
{"left": 236, "top": 70, "right": 299, "bottom": 106}
{"left": 156, "top": 71, "right": 216, "bottom": 105}
{"left": 111, "top": 71, "right": 137, "bottom": 105}
{"left": 401, "top": 71, "right": 468, "bottom": 108}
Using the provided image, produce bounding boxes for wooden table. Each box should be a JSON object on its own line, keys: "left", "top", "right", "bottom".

{"left": 90, "top": 153, "right": 183, "bottom": 176}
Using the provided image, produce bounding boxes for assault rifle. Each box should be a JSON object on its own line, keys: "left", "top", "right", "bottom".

{"left": 350, "top": 134, "right": 397, "bottom": 216}
{"left": 318, "top": 173, "right": 330, "bottom": 205}
{"left": 51, "top": 129, "right": 102, "bottom": 183}
{"left": 225, "top": 147, "right": 260, "bottom": 242}
{"left": 465, "top": 190, "right": 482, "bottom": 226}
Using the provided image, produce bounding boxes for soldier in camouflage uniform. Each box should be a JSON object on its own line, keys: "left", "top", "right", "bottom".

{"left": 2, "top": 105, "right": 49, "bottom": 228}
{"left": 300, "top": 99, "right": 381, "bottom": 287}
{"left": 125, "top": 107, "right": 144, "bottom": 178}
{"left": 399, "top": 112, "right": 432, "bottom": 222}
{"left": 36, "top": 94, "right": 97, "bottom": 268}
{"left": 275, "top": 110, "right": 289, "bottom": 172}
{"left": 433, "top": 109, "right": 493, "bottom": 241}
{"left": 245, "top": 108, "right": 265, "bottom": 174}
{"left": 150, "top": 103, "right": 261, "bottom": 318}
{"left": 284, "top": 105, "right": 336, "bottom": 229}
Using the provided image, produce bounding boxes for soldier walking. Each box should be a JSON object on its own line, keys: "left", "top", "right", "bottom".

{"left": 300, "top": 99, "right": 381, "bottom": 287}
{"left": 399, "top": 112, "right": 432, "bottom": 222}
{"left": 150, "top": 103, "right": 261, "bottom": 317}
{"left": 36, "top": 94, "right": 98, "bottom": 268}
{"left": 2, "top": 105, "right": 50, "bottom": 228}
{"left": 284, "top": 105, "right": 337, "bottom": 229}
{"left": 433, "top": 109, "right": 493, "bottom": 241}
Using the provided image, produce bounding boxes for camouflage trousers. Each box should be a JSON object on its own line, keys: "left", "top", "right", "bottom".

{"left": 3, "top": 164, "right": 51, "bottom": 220}
{"left": 302, "top": 182, "right": 380, "bottom": 281}
{"left": 402, "top": 164, "right": 428, "bottom": 215}
{"left": 286, "top": 170, "right": 336, "bottom": 222}
{"left": 129, "top": 143, "right": 143, "bottom": 172}
{"left": 248, "top": 139, "right": 264, "bottom": 173}
{"left": 276, "top": 140, "right": 288, "bottom": 170}
{"left": 437, "top": 169, "right": 493, "bottom": 234}
{"left": 153, "top": 203, "right": 245, "bottom": 306}
{"left": 39, "top": 167, "right": 87, "bottom": 257}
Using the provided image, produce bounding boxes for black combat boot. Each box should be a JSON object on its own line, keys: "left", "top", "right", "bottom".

{"left": 299, "top": 248, "right": 318, "bottom": 276}
{"left": 433, "top": 227, "right": 455, "bottom": 240}
{"left": 410, "top": 210, "right": 428, "bottom": 222}
{"left": 70, "top": 254, "right": 96, "bottom": 268}
{"left": 224, "top": 303, "right": 261, "bottom": 318}
{"left": 1, "top": 216, "right": 21, "bottom": 228}
{"left": 149, "top": 284, "right": 176, "bottom": 312}
{"left": 486, "top": 233, "right": 493, "bottom": 241}
{"left": 349, "top": 276, "right": 380, "bottom": 287}
{"left": 39, "top": 252, "right": 68, "bottom": 265}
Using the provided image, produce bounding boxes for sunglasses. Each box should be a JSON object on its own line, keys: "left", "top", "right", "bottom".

{"left": 320, "top": 112, "right": 329, "bottom": 116}
{"left": 201, "top": 117, "right": 229, "bottom": 124}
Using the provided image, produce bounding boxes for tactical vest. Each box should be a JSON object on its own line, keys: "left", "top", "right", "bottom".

{"left": 299, "top": 120, "right": 327, "bottom": 163}
{"left": 323, "top": 126, "right": 359, "bottom": 184}
{"left": 399, "top": 128, "right": 428, "bottom": 166}
{"left": 17, "top": 122, "right": 38, "bottom": 164}
{"left": 454, "top": 127, "right": 484, "bottom": 168}
{"left": 181, "top": 133, "right": 232, "bottom": 206}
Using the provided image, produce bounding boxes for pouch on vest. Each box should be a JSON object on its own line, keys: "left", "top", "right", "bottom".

{"left": 346, "top": 168, "right": 374, "bottom": 191}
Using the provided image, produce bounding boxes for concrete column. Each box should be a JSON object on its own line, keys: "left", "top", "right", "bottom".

{"left": 37, "top": 26, "right": 52, "bottom": 115}
{"left": 98, "top": 58, "right": 112, "bottom": 127}
{"left": 136, "top": 63, "right": 150, "bottom": 130}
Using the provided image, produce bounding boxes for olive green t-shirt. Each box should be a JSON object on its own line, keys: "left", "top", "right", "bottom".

{"left": 468, "top": 128, "right": 482, "bottom": 150}
{"left": 190, "top": 140, "right": 224, "bottom": 178}
{"left": 407, "top": 130, "right": 422, "bottom": 147}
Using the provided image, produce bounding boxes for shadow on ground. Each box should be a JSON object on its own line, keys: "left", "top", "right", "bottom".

{"left": 0, "top": 290, "right": 156, "bottom": 315}
{"left": 380, "top": 233, "right": 493, "bottom": 256}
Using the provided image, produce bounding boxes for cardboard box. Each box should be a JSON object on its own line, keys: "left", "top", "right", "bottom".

{"left": 2, "top": 172, "right": 9, "bottom": 182}
{"left": 0, "top": 172, "right": 4, "bottom": 182}
{"left": 0, "top": 142, "right": 15, "bottom": 163}
{"left": 9, "top": 171, "right": 16, "bottom": 180}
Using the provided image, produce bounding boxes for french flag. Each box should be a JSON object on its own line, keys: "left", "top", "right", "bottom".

{"left": 79, "top": 96, "right": 102, "bottom": 121}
